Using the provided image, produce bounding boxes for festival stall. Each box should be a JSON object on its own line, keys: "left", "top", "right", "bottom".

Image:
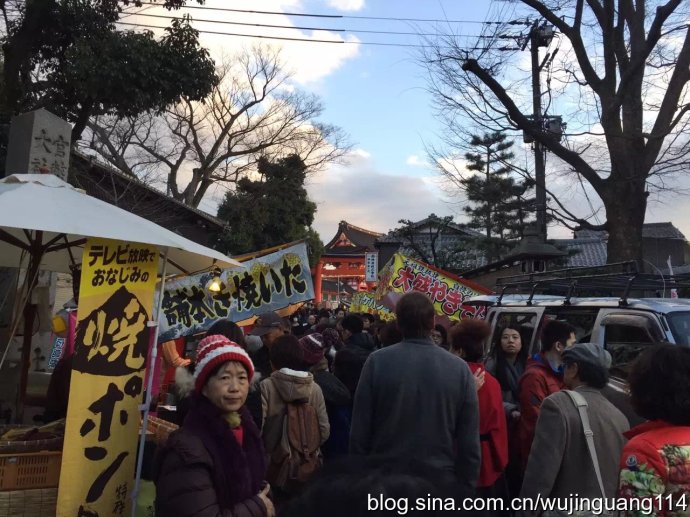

{"left": 152, "top": 240, "right": 315, "bottom": 410}
{"left": 0, "top": 174, "right": 241, "bottom": 516}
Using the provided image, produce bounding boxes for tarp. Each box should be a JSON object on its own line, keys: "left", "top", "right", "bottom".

{"left": 375, "top": 253, "right": 491, "bottom": 320}
{"left": 158, "top": 241, "right": 314, "bottom": 340}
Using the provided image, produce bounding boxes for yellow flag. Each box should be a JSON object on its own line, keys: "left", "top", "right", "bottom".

{"left": 57, "top": 238, "right": 158, "bottom": 517}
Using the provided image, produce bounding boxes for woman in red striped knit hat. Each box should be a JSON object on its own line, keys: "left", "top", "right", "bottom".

{"left": 155, "top": 334, "right": 275, "bottom": 517}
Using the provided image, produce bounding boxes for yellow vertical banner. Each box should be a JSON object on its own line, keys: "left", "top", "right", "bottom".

{"left": 57, "top": 238, "right": 159, "bottom": 517}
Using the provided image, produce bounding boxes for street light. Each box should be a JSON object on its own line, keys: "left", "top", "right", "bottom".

{"left": 207, "top": 266, "right": 223, "bottom": 292}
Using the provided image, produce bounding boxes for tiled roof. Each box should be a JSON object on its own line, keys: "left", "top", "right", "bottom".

{"left": 375, "top": 218, "right": 487, "bottom": 270}
{"left": 573, "top": 223, "right": 686, "bottom": 242}
{"left": 324, "top": 221, "right": 383, "bottom": 255}
{"left": 553, "top": 238, "right": 608, "bottom": 268}
{"left": 72, "top": 150, "right": 226, "bottom": 227}
{"left": 395, "top": 245, "right": 488, "bottom": 272}
{"left": 642, "top": 222, "right": 686, "bottom": 240}
{"left": 376, "top": 233, "right": 404, "bottom": 244}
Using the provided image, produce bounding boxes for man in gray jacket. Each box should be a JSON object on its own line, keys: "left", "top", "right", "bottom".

{"left": 521, "top": 343, "right": 629, "bottom": 507}
{"left": 349, "top": 292, "right": 480, "bottom": 496}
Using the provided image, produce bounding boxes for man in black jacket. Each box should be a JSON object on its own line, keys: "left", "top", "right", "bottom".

{"left": 333, "top": 315, "right": 375, "bottom": 397}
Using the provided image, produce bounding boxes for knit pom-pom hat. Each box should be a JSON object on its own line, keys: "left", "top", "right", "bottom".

{"left": 194, "top": 334, "right": 254, "bottom": 392}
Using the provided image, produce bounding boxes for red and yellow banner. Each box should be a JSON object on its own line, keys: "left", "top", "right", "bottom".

{"left": 375, "top": 253, "right": 490, "bottom": 320}
{"left": 57, "top": 238, "right": 159, "bottom": 517}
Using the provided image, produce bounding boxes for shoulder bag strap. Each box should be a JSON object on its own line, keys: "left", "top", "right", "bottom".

{"left": 563, "top": 390, "right": 607, "bottom": 499}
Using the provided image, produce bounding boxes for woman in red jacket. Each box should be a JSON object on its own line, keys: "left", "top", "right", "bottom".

{"left": 618, "top": 344, "right": 690, "bottom": 517}
{"left": 450, "top": 320, "right": 509, "bottom": 502}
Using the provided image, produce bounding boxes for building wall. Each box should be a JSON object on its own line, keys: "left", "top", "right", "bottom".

{"left": 462, "top": 264, "right": 524, "bottom": 291}
{"left": 642, "top": 238, "right": 686, "bottom": 270}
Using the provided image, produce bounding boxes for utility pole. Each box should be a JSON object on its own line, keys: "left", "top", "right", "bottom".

{"left": 530, "top": 24, "right": 547, "bottom": 242}
{"left": 523, "top": 21, "right": 555, "bottom": 242}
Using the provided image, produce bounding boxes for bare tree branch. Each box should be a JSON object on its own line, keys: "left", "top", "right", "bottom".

{"left": 84, "top": 44, "right": 351, "bottom": 209}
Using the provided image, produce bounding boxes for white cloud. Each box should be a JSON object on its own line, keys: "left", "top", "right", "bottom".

{"left": 351, "top": 148, "right": 371, "bottom": 159}
{"left": 307, "top": 154, "right": 455, "bottom": 240}
{"left": 126, "top": 0, "right": 361, "bottom": 85}
{"left": 406, "top": 154, "right": 427, "bottom": 167}
{"left": 326, "top": 0, "right": 365, "bottom": 12}
{"left": 281, "top": 33, "right": 361, "bottom": 85}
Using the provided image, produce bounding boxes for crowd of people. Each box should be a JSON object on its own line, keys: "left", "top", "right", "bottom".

{"left": 152, "top": 294, "right": 690, "bottom": 516}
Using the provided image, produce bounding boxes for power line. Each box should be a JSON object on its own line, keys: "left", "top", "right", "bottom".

{"left": 132, "top": 12, "right": 518, "bottom": 38}
{"left": 116, "top": 21, "right": 513, "bottom": 49}
{"left": 117, "top": 21, "right": 345, "bottom": 43}
{"left": 136, "top": 1, "right": 529, "bottom": 25}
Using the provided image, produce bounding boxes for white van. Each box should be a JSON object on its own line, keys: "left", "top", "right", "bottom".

{"left": 465, "top": 292, "right": 690, "bottom": 426}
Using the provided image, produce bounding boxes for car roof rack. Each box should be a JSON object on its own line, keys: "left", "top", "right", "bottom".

{"left": 494, "top": 261, "right": 690, "bottom": 306}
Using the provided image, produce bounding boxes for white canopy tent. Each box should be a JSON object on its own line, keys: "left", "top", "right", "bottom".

{"left": 0, "top": 174, "right": 242, "bottom": 515}
{"left": 0, "top": 174, "right": 239, "bottom": 275}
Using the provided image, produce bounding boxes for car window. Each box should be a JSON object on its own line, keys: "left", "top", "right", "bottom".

{"left": 666, "top": 311, "right": 690, "bottom": 345}
{"left": 490, "top": 312, "right": 539, "bottom": 355}
{"left": 604, "top": 323, "right": 654, "bottom": 379}
{"left": 543, "top": 309, "right": 598, "bottom": 344}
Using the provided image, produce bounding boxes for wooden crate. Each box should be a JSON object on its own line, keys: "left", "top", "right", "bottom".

{"left": 0, "top": 488, "right": 57, "bottom": 517}
{"left": 0, "top": 452, "right": 62, "bottom": 491}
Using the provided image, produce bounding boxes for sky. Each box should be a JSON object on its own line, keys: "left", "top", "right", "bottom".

{"left": 124, "top": 0, "right": 690, "bottom": 244}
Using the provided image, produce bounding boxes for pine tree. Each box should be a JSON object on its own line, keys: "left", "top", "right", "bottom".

{"left": 461, "top": 132, "right": 534, "bottom": 261}
{"left": 216, "top": 154, "right": 323, "bottom": 266}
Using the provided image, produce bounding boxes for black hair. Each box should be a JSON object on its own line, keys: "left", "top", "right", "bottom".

{"left": 362, "top": 313, "right": 376, "bottom": 324}
{"left": 449, "top": 319, "right": 491, "bottom": 362}
{"left": 628, "top": 344, "right": 690, "bottom": 425}
{"left": 269, "top": 334, "right": 307, "bottom": 371}
{"left": 281, "top": 456, "right": 462, "bottom": 517}
{"left": 564, "top": 359, "right": 609, "bottom": 389}
{"left": 395, "top": 292, "right": 435, "bottom": 339}
{"left": 433, "top": 324, "right": 448, "bottom": 347}
{"left": 206, "top": 319, "right": 246, "bottom": 349}
{"left": 341, "top": 314, "right": 364, "bottom": 334}
{"left": 541, "top": 320, "right": 576, "bottom": 352}
{"left": 492, "top": 325, "right": 528, "bottom": 395}
{"left": 379, "top": 321, "right": 403, "bottom": 347}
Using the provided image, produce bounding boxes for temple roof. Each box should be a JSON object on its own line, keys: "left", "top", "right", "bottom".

{"left": 323, "top": 220, "right": 384, "bottom": 256}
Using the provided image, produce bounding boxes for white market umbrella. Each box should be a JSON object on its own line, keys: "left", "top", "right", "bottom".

{"left": 0, "top": 174, "right": 240, "bottom": 274}
{"left": 0, "top": 174, "right": 242, "bottom": 513}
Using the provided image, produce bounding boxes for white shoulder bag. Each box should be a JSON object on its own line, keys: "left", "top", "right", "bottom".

{"left": 540, "top": 391, "right": 613, "bottom": 517}
{"left": 561, "top": 390, "right": 614, "bottom": 517}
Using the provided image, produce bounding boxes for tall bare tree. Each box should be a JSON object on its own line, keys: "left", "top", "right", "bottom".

{"left": 85, "top": 45, "right": 350, "bottom": 207}
{"left": 424, "top": 0, "right": 690, "bottom": 264}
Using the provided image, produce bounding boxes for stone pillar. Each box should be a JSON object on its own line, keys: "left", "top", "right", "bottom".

{"left": 5, "top": 108, "right": 71, "bottom": 179}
